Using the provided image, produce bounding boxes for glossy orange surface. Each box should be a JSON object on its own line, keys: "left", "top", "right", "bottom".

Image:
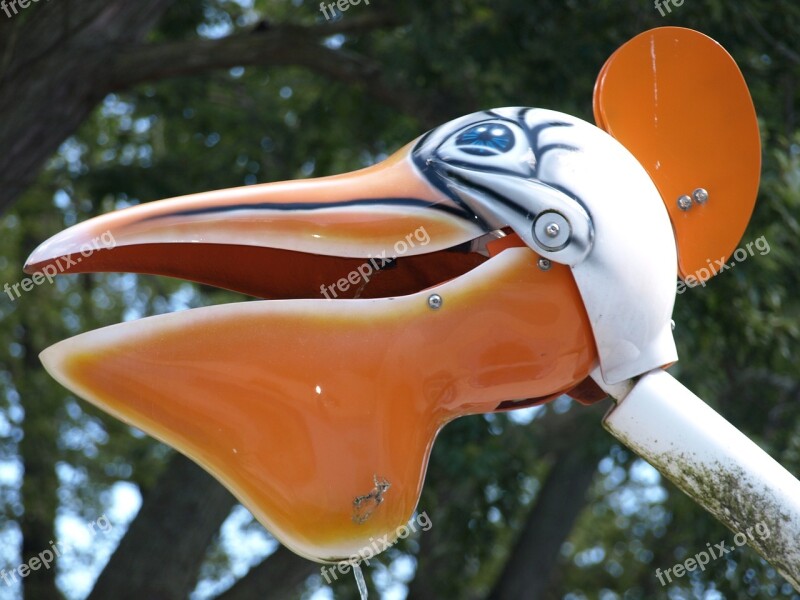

{"left": 594, "top": 27, "right": 761, "bottom": 281}
{"left": 24, "top": 144, "right": 488, "bottom": 300}
{"left": 24, "top": 142, "right": 484, "bottom": 275}
{"left": 41, "top": 247, "right": 596, "bottom": 562}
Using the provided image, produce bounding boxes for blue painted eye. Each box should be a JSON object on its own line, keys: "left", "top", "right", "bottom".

{"left": 455, "top": 123, "right": 515, "bottom": 156}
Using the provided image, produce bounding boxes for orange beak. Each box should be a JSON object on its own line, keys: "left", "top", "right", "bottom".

{"left": 24, "top": 142, "right": 491, "bottom": 300}
{"left": 25, "top": 142, "right": 598, "bottom": 562}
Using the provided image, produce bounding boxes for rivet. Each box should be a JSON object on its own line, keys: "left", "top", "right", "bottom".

{"left": 533, "top": 212, "right": 571, "bottom": 250}
{"left": 693, "top": 188, "right": 709, "bottom": 204}
{"left": 538, "top": 258, "right": 552, "bottom": 271}
{"left": 677, "top": 195, "right": 693, "bottom": 211}
{"left": 544, "top": 222, "right": 560, "bottom": 238}
{"left": 428, "top": 294, "right": 443, "bottom": 310}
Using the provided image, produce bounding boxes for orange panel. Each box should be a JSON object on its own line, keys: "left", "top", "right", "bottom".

{"left": 594, "top": 27, "right": 761, "bottom": 281}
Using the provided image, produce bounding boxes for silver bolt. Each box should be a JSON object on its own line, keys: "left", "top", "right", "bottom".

{"left": 538, "top": 258, "right": 552, "bottom": 271}
{"left": 533, "top": 212, "right": 571, "bottom": 250}
{"left": 693, "top": 188, "right": 709, "bottom": 204}
{"left": 671, "top": 319, "right": 676, "bottom": 331}
{"left": 428, "top": 294, "right": 443, "bottom": 310}
{"left": 544, "top": 222, "right": 561, "bottom": 238}
{"left": 677, "top": 195, "right": 693, "bottom": 211}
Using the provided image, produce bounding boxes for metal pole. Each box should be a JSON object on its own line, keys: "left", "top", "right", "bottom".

{"left": 601, "top": 369, "right": 800, "bottom": 590}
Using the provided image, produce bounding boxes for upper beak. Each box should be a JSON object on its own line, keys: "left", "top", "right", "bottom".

{"left": 24, "top": 142, "right": 487, "bottom": 299}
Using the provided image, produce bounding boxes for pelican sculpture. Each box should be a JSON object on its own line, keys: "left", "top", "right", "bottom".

{"left": 24, "top": 27, "right": 800, "bottom": 588}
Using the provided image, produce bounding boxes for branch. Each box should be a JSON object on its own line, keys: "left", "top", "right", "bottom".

{"left": 110, "top": 24, "right": 442, "bottom": 127}
{"left": 111, "top": 27, "right": 369, "bottom": 88}
{"left": 743, "top": 7, "right": 800, "bottom": 66}
{"left": 305, "top": 10, "right": 406, "bottom": 35}
{"left": 0, "top": 8, "right": 447, "bottom": 214}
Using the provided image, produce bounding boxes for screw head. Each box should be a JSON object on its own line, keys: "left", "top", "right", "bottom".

{"left": 427, "top": 294, "right": 443, "bottom": 310}
{"left": 538, "top": 258, "right": 552, "bottom": 271}
{"left": 533, "top": 212, "right": 571, "bottom": 250}
{"left": 693, "top": 188, "right": 709, "bottom": 204}
{"left": 677, "top": 195, "right": 693, "bottom": 211}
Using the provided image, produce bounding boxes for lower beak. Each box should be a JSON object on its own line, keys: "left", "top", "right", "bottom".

{"left": 24, "top": 143, "right": 486, "bottom": 299}
{"left": 35, "top": 247, "right": 598, "bottom": 563}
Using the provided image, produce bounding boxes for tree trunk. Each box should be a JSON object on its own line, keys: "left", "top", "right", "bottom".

{"left": 17, "top": 320, "right": 61, "bottom": 598}
{"left": 0, "top": 3, "right": 444, "bottom": 215}
{"left": 486, "top": 402, "right": 610, "bottom": 600}
{"left": 10, "top": 213, "right": 68, "bottom": 599}
{"left": 214, "top": 545, "right": 318, "bottom": 600}
{"left": 486, "top": 443, "right": 602, "bottom": 600}
{"left": 87, "top": 454, "right": 237, "bottom": 600}
{"left": 0, "top": 0, "right": 176, "bottom": 213}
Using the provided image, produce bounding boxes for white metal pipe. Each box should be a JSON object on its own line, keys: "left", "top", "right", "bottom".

{"left": 602, "top": 369, "right": 800, "bottom": 590}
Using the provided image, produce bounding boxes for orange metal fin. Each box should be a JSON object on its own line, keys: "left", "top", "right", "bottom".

{"left": 594, "top": 27, "right": 761, "bottom": 281}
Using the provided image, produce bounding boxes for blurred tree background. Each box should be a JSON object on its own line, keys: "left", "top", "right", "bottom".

{"left": 1, "top": 0, "right": 799, "bottom": 598}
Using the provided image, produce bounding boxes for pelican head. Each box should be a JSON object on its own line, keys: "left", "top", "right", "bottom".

{"left": 23, "top": 27, "right": 760, "bottom": 564}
